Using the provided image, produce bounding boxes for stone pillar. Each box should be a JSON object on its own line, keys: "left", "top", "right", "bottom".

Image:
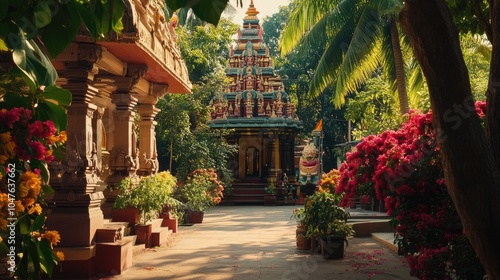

{"left": 106, "top": 65, "right": 148, "bottom": 186}
{"left": 107, "top": 92, "right": 139, "bottom": 184}
{"left": 269, "top": 132, "right": 277, "bottom": 176}
{"left": 275, "top": 135, "right": 281, "bottom": 174}
{"left": 137, "top": 104, "right": 160, "bottom": 175}
{"left": 47, "top": 43, "right": 105, "bottom": 278}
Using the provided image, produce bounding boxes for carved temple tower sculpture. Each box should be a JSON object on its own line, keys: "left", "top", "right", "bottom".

{"left": 208, "top": 1, "right": 302, "bottom": 204}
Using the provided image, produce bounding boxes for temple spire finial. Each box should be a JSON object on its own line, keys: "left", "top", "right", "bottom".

{"left": 245, "top": 0, "right": 259, "bottom": 19}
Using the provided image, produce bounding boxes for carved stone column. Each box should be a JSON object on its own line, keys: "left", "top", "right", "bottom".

{"left": 107, "top": 93, "right": 139, "bottom": 183}
{"left": 137, "top": 104, "right": 160, "bottom": 175}
{"left": 47, "top": 43, "right": 105, "bottom": 278}
{"left": 106, "top": 65, "right": 147, "bottom": 185}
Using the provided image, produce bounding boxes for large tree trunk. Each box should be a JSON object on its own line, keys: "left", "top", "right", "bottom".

{"left": 389, "top": 17, "right": 409, "bottom": 114}
{"left": 399, "top": 0, "right": 500, "bottom": 278}
{"left": 486, "top": 0, "right": 500, "bottom": 168}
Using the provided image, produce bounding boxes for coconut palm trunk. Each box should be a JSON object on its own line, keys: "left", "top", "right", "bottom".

{"left": 389, "top": 17, "right": 409, "bottom": 114}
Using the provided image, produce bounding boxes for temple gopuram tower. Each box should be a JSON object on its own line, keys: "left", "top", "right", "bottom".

{"left": 208, "top": 1, "right": 302, "bottom": 204}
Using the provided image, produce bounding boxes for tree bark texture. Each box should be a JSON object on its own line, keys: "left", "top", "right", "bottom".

{"left": 399, "top": 0, "right": 500, "bottom": 278}
{"left": 486, "top": 0, "right": 500, "bottom": 169}
{"left": 389, "top": 18, "right": 409, "bottom": 114}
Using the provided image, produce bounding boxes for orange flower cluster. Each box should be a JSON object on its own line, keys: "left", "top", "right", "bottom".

{"left": 190, "top": 168, "right": 224, "bottom": 206}
{"left": 0, "top": 132, "right": 16, "bottom": 167}
{"left": 317, "top": 169, "right": 341, "bottom": 193}
{"left": 41, "top": 230, "right": 61, "bottom": 246}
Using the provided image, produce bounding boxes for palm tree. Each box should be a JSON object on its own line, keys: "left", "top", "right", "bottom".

{"left": 280, "top": 0, "right": 413, "bottom": 114}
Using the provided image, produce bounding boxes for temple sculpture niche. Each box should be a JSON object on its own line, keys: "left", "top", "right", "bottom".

{"left": 208, "top": 1, "right": 302, "bottom": 204}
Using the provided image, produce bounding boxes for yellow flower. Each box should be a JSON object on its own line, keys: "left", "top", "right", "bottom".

{"left": 22, "top": 197, "right": 36, "bottom": 208}
{"left": 15, "top": 200, "right": 25, "bottom": 215}
{"left": 0, "top": 193, "right": 8, "bottom": 210}
{"left": 0, "top": 132, "right": 15, "bottom": 165}
{"left": 46, "top": 135, "right": 57, "bottom": 145}
{"left": 28, "top": 203, "right": 42, "bottom": 215}
{"left": 19, "top": 171, "right": 42, "bottom": 199}
{"left": 19, "top": 181, "right": 29, "bottom": 198}
{"left": 57, "top": 131, "right": 67, "bottom": 143}
{"left": 56, "top": 251, "right": 65, "bottom": 261}
{"left": 42, "top": 230, "right": 61, "bottom": 246}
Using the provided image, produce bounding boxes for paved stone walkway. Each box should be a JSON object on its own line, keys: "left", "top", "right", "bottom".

{"left": 110, "top": 206, "right": 414, "bottom": 280}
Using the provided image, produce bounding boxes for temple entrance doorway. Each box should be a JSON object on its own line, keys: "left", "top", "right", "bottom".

{"left": 245, "top": 147, "right": 260, "bottom": 177}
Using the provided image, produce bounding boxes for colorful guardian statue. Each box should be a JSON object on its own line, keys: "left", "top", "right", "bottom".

{"left": 298, "top": 142, "right": 320, "bottom": 186}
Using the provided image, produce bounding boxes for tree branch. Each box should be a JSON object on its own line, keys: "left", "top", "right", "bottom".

{"left": 473, "top": 0, "right": 492, "bottom": 41}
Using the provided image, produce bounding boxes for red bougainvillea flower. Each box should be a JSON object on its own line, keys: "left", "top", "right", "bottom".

{"left": 338, "top": 102, "right": 486, "bottom": 278}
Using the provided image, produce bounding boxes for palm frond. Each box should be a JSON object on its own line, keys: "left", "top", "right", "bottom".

{"left": 407, "top": 58, "right": 425, "bottom": 95}
{"left": 280, "top": 0, "right": 334, "bottom": 55}
{"left": 308, "top": 19, "right": 357, "bottom": 106}
{"left": 334, "top": 6, "right": 383, "bottom": 100}
{"left": 281, "top": 0, "right": 358, "bottom": 56}
{"left": 367, "top": 0, "right": 404, "bottom": 15}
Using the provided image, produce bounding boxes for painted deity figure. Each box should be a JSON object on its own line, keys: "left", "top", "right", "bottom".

{"left": 246, "top": 67, "right": 254, "bottom": 90}
{"left": 245, "top": 92, "right": 254, "bottom": 118}
{"left": 235, "top": 93, "right": 242, "bottom": 117}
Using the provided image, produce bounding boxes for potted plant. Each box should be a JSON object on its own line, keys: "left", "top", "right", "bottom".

{"left": 303, "top": 190, "right": 354, "bottom": 259}
{"left": 263, "top": 178, "right": 277, "bottom": 206}
{"left": 291, "top": 207, "right": 310, "bottom": 250}
{"left": 160, "top": 197, "right": 185, "bottom": 233}
{"left": 173, "top": 169, "right": 224, "bottom": 223}
{"left": 113, "top": 171, "right": 177, "bottom": 246}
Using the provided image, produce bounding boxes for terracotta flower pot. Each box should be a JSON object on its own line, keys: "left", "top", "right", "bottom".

{"left": 296, "top": 225, "right": 310, "bottom": 250}
{"left": 188, "top": 211, "right": 204, "bottom": 223}
{"left": 135, "top": 224, "right": 152, "bottom": 248}
{"left": 112, "top": 207, "right": 140, "bottom": 226}
{"left": 161, "top": 213, "right": 178, "bottom": 233}
{"left": 296, "top": 235, "right": 310, "bottom": 250}
{"left": 320, "top": 236, "right": 346, "bottom": 259}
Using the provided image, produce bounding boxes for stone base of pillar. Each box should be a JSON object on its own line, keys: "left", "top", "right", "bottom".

{"left": 47, "top": 206, "right": 104, "bottom": 247}
{"left": 95, "top": 238, "right": 134, "bottom": 275}
{"left": 102, "top": 188, "right": 120, "bottom": 219}
{"left": 52, "top": 246, "right": 96, "bottom": 279}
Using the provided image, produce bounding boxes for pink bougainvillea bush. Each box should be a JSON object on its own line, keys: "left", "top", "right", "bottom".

{"left": 337, "top": 102, "right": 486, "bottom": 279}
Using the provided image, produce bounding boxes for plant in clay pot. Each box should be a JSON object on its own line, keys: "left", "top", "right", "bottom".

{"left": 114, "top": 171, "right": 177, "bottom": 225}
{"left": 304, "top": 169, "right": 354, "bottom": 258}
{"left": 291, "top": 207, "right": 309, "bottom": 250}
{"left": 173, "top": 168, "right": 224, "bottom": 223}
{"left": 303, "top": 186, "right": 354, "bottom": 258}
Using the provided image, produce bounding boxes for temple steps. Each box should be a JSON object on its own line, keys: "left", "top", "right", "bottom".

{"left": 228, "top": 181, "right": 268, "bottom": 204}
{"left": 95, "top": 215, "right": 177, "bottom": 275}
